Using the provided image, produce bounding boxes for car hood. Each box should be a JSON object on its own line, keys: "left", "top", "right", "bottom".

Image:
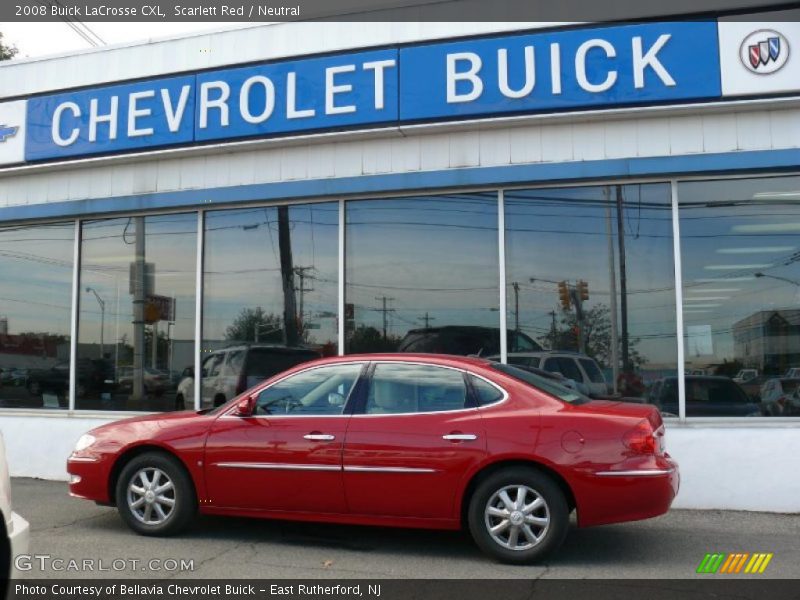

{"left": 88, "top": 410, "right": 213, "bottom": 443}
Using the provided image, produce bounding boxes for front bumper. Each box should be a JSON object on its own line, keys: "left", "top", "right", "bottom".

{"left": 67, "top": 455, "right": 111, "bottom": 503}
{"left": 9, "top": 511, "right": 30, "bottom": 575}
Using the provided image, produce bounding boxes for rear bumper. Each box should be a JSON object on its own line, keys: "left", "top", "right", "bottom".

{"left": 574, "top": 456, "right": 680, "bottom": 527}
{"left": 9, "top": 511, "right": 30, "bottom": 573}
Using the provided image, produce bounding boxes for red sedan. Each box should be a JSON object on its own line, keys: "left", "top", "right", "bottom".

{"left": 67, "top": 354, "right": 679, "bottom": 564}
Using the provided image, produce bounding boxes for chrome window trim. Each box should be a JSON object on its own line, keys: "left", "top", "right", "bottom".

{"left": 220, "top": 361, "right": 368, "bottom": 418}
{"left": 352, "top": 360, "right": 510, "bottom": 417}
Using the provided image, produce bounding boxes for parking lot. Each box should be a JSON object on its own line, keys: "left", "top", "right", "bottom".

{"left": 11, "top": 478, "right": 800, "bottom": 579}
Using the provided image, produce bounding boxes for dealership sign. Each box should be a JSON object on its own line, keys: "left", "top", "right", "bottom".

{"left": 1, "top": 20, "right": 798, "bottom": 165}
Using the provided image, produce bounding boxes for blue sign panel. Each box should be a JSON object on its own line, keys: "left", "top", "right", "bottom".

{"left": 23, "top": 22, "right": 723, "bottom": 162}
{"left": 26, "top": 75, "right": 196, "bottom": 161}
{"left": 196, "top": 49, "right": 399, "bottom": 141}
{"left": 400, "top": 22, "right": 721, "bottom": 120}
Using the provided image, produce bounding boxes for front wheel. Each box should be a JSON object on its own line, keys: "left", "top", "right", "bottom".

{"left": 115, "top": 452, "right": 197, "bottom": 536}
{"left": 467, "top": 467, "right": 569, "bottom": 564}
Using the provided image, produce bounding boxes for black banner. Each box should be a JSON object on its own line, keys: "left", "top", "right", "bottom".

{"left": 3, "top": 0, "right": 800, "bottom": 22}
{"left": 7, "top": 580, "right": 800, "bottom": 600}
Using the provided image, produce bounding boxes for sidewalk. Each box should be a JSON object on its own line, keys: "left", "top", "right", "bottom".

{"left": 11, "top": 477, "right": 800, "bottom": 579}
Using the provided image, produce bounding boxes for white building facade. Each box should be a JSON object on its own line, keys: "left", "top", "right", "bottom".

{"left": 0, "top": 16, "right": 799, "bottom": 512}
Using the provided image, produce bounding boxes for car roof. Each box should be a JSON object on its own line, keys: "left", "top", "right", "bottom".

{"left": 300, "top": 353, "right": 494, "bottom": 368}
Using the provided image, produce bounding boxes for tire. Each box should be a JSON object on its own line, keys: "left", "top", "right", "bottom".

{"left": 467, "top": 467, "right": 569, "bottom": 564}
{"left": 27, "top": 381, "right": 41, "bottom": 396}
{"left": 115, "top": 452, "right": 197, "bottom": 536}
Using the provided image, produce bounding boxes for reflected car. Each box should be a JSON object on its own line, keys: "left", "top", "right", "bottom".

{"left": 26, "top": 359, "right": 115, "bottom": 404}
{"left": 732, "top": 369, "right": 758, "bottom": 384}
{"left": 117, "top": 367, "right": 170, "bottom": 396}
{"left": 176, "top": 345, "right": 321, "bottom": 409}
{"left": 398, "top": 326, "right": 542, "bottom": 356}
{"left": 68, "top": 354, "right": 679, "bottom": 564}
{"left": 487, "top": 351, "right": 608, "bottom": 396}
{"left": 760, "top": 378, "right": 800, "bottom": 417}
{"left": 650, "top": 376, "right": 760, "bottom": 417}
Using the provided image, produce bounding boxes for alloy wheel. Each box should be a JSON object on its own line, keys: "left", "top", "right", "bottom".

{"left": 126, "top": 467, "right": 176, "bottom": 525}
{"left": 484, "top": 484, "right": 550, "bottom": 551}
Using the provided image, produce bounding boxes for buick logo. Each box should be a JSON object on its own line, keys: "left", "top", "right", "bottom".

{"left": 739, "top": 29, "right": 790, "bottom": 74}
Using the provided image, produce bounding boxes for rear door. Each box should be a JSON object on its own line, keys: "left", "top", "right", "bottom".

{"left": 342, "top": 362, "right": 487, "bottom": 520}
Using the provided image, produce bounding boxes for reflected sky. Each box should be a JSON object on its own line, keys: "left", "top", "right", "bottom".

{"left": 679, "top": 175, "right": 800, "bottom": 370}
{"left": 505, "top": 183, "right": 677, "bottom": 369}
{"left": 345, "top": 194, "right": 500, "bottom": 344}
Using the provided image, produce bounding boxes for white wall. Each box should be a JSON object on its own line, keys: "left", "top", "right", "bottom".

{"left": 2, "top": 414, "right": 798, "bottom": 512}
{"left": 1, "top": 103, "right": 799, "bottom": 210}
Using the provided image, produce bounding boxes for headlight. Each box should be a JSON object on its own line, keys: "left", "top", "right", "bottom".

{"left": 74, "top": 434, "right": 96, "bottom": 452}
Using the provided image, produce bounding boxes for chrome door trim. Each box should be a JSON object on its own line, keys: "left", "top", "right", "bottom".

{"left": 595, "top": 469, "right": 675, "bottom": 477}
{"left": 214, "top": 462, "right": 340, "bottom": 472}
{"left": 343, "top": 465, "right": 437, "bottom": 474}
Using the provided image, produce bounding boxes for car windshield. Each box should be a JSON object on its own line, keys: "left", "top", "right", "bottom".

{"left": 578, "top": 358, "right": 606, "bottom": 383}
{"left": 491, "top": 363, "right": 589, "bottom": 405}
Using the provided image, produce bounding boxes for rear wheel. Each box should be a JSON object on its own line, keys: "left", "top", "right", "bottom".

{"left": 115, "top": 452, "right": 196, "bottom": 536}
{"left": 468, "top": 467, "right": 569, "bottom": 564}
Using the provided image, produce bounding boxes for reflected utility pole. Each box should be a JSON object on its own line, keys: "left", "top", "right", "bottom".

{"left": 277, "top": 206, "right": 300, "bottom": 347}
{"left": 615, "top": 185, "right": 631, "bottom": 373}
{"left": 373, "top": 296, "right": 395, "bottom": 339}
{"left": 511, "top": 281, "right": 521, "bottom": 332}
{"left": 132, "top": 217, "right": 146, "bottom": 401}
{"left": 605, "top": 187, "right": 620, "bottom": 393}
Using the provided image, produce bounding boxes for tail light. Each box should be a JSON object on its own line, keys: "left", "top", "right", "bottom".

{"left": 623, "top": 420, "right": 664, "bottom": 455}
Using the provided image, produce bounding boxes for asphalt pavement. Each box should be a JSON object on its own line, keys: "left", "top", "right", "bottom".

{"left": 10, "top": 477, "right": 800, "bottom": 579}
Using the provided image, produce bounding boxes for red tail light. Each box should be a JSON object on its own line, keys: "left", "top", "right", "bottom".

{"left": 623, "top": 420, "right": 661, "bottom": 455}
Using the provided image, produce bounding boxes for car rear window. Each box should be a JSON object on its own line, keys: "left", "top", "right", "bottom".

{"left": 579, "top": 358, "right": 606, "bottom": 383}
{"left": 491, "top": 363, "right": 588, "bottom": 405}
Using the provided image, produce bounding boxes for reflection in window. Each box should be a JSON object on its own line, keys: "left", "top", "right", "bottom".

{"left": 202, "top": 204, "right": 337, "bottom": 408}
{"left": 77, "top": 214, "right": 197, "bottom": 411}
{"left": 679, "top": 175, "right": 800, "bottom": 417}
{"left": 345, "top": 194, "right": 509, "bottom": 355}
{"left": 365, "top": 363, "right": 468, "bottom": 414}
{"left": 0, "top": 223, "right": 74, "bottom": 409}
{"left": 505, "top": 184, "right": 677, "bottom": 404}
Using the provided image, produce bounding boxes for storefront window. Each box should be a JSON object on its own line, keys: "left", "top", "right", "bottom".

{"left": 679, "top": 175, "right": 800, "bottom": 417}
{"left": 505, "top": 184, "right": 677, "bottom": 407}
{"left": 202, "top": 203, "right": 338, "bottom": 409}
{"left": 76, "top": 214, "right": 197, "bottom": 411}
{"left": 345, "top": 194, "right": 501, "bottom": 355}
{"left": 0, "top": 223, "right": 74, "bottom": 409}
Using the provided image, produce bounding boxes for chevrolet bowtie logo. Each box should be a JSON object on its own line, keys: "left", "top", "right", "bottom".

{"left": 0, "top": 124, "right": 18, "bottom": 142}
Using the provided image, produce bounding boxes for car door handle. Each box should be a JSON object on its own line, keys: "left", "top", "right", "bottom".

{"left": 304, "top": 433, "right": 336, "bottom": 441}
{"left": 442, "top": 433, "right": 477, "bottom": 441}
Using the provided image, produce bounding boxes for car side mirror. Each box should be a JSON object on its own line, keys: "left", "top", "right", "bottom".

{"left": 235, "top": 395, "right": 256, "bottom": 417}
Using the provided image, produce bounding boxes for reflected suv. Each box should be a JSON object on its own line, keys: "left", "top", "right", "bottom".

{"left": 398, "top": 326, "right": 542, "bottom": 356}
{"left": 488, "top": 351, "right": 608, "bottom": 396}
{"left": 176, "top": 345, "right": 320, "bottom": 409}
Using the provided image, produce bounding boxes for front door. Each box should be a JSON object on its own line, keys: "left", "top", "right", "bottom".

{"left": 204, "top": 362, "right": 364, "bottom": 514}
{"left": 343, "top": 362, "right": 487, "bottom": 520}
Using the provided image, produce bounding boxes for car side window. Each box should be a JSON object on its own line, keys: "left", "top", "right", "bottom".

{"left": 557, "top": 358, "right": 584, "bottom": 382}
{"left": 469, "top": 375, "right": 504, "bottom": 406}
{"left": 255, "top": 364, "right": 362, "bottom": 416}
{"left": 203, "top": 354, "right": 223, "bottom": 378}
{"left": 365, "top": 364, "right": 468, "bottom": 415}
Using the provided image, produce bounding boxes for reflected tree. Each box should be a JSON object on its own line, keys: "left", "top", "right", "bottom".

{"left": 542, "top": 303, "right": 643, "bottom": 370}
{"left": 226, "top": 307, "right": 283, "bottom": 343}
{"left": 347, "top": 325, "right": 402, "bottom": 353}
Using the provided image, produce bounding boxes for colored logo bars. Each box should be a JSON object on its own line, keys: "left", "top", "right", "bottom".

{"left": 697, "top": 552, "right": 773, "bottom": 574}
{"left": 749, "top": 36, "right": 781, "bottom": 69}
{"left": 0, "top": 124, "right": 18, "bottom": 143}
